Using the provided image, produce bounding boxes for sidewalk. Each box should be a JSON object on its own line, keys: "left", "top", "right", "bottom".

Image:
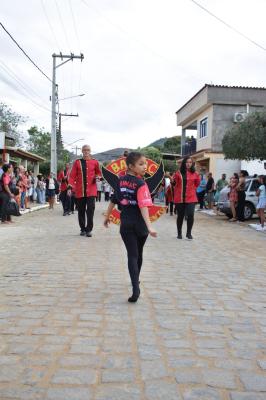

{"left": 0, "top": 202, "right": 266, "bottom": 399}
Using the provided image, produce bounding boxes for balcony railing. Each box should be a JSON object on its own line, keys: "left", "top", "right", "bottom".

{"left": 182, "top": 139, "right": 197, "bottom": 156}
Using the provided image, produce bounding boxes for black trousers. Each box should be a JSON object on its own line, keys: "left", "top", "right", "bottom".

{"left": 60, "top": 190, "right": 71, "bottom": 213}
{"left": 105, "top": 192, "right": 110, "bottom": 201}
{"left": 176, "top": 203, "right": 195, "bottom": 235}
{"left": 236, "top": 191, "right": 246, "bottom": 221}
{"left": 197, "top": 191, "right": 205, "bottom": 209}
{"left": 76, "top": 196, "right": 95, "bottom": 233}
{"left": 96, "top": 191, "right": 101, "bottom": 202}
{"left": 120, "top": 226, "right": 148, "bottom": 296}
{"left": 166, "top": 200, "right": 174, "bottom": 214}
{"left": 0, "top": 191, "right": 11, "bottom": 222}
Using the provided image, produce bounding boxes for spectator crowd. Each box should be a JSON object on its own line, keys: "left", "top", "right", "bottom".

{"left": 1, "top": 158, "right": 265, "bottom": 232}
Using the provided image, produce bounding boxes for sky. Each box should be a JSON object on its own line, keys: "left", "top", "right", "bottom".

{"left": 1, "top": 0, "right": 266, "bottom": 155}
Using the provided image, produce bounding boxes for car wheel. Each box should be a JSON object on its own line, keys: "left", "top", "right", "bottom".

{"left": 244, "top": 203, "right": 254, "bottom": 220}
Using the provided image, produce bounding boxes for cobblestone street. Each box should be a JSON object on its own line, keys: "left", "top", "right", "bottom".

{"left": 0, "top": 203, "right": 266, "bottom": 400}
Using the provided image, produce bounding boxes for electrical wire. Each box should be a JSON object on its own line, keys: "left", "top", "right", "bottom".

{"left": 0, "top": 21, "right": 53, "bottom": 83}
{"left": 79, "top": 0, "right": 201, "bottom": 81}
{"left": 68, "top": 0, "right": 81, "bottom": 50}
{"left": 41, "top": 0, "right": 61, "bottom": 52}
{"left": 0, "top": 63, "right": 50, "bottom": 113}
{"left": 54, "top": 0, "right": 71, "bottom": 50}
{"left": 190, "top": 0, "right": 266, "bottom": 52}
{"left": 0, "top": 59, "right": 49, "bottom": 108}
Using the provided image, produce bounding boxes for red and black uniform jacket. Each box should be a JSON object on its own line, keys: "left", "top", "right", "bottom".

{"left": 68, "top": 158, "right": 101, "bottom": 198}
{"left": 173, "top": 170, "right": 200, "bottom": 203}
{"left": 112, "top": 174, "right": 152, "bottom": 235}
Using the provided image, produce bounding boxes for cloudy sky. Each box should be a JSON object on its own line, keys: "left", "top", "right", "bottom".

{"left": 1, "top": 0, "right": 266, "bottom": 154}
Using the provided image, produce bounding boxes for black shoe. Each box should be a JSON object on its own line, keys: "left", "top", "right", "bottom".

{"left": 128, "top": 289, "right": 140, "bottom": 303}
{"left": 63, "top": 212, "right": 68, "bottom": 216}
{"left": 186, "top": 233, "right": 193, "bottom": 240}
{"left": 177, "top": 233, "right": 182, "bottom": 239}
{"left": 80, "top": 231, "right": 86, "bottom": 236}
{"left": 72, "top": 211, "right": 74, "bottom": 214}
{"left": 86, "top": 231, "right": 92, "bottom": 237}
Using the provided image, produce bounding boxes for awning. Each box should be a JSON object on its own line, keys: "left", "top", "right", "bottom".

{"left": 1, "top": 146, "right": 46, "bottom": 162}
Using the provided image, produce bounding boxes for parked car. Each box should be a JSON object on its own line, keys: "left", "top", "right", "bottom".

{"left": 218, "top": 177, "right": 260, "bottom": 220}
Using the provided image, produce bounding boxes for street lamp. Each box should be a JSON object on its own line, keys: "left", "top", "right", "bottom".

{"left": 64, "top": 138, "right": 84, "bottom": 147}
{"left": 58, "top": 93, "right": 85, "bottom": 101}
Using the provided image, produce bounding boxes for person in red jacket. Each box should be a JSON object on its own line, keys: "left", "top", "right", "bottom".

{"left": 68, "top": 145, "right": 101, "bottom": 237}
{"left": 173, "top": 156, "right": 200, "bottom": 240}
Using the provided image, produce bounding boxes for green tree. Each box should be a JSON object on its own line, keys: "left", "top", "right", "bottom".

{"left": 26, "top": 126, "right": 51, "bottom": 159}
{"left": 162, "top": 136, "right": 181, "bottom": 154}
{"left": 222, "top": 111, "right": 266, "bottom": 160}
{"left": 0, "top": 102, "right": 26, "bottom": 145}
{"left": 140, "top": 146, "right": 161, "bottom": 163}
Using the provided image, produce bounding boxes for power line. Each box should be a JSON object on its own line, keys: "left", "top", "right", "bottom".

{"left": 0, "top": 59, "right": 49, "bottom": 108}
{"left": 0, "top": 62, "right": 50, "bottom": 113}
{"left": 190, "top": 0, "right": 266, "bottom": 52}
{"left": 55, "top": 0, "right": 71, "bottom": 49}
{"left": 0, "top": 21, "right": 53, "bottom": 83}
{"left": 68, "top": 0, "right": 81, "bottom": 49}
{"left": 41, "top": 0, "right": 61, "bottom": 51}
{"left": 80, "top": 0, "right": 201, "bottom": 82}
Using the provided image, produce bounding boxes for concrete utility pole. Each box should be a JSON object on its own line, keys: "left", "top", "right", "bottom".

{"left": 58, "top": 113, "right": 79, "bottom": 139}
{"left": 72, "top": 145, "right": 81, "bottom": 157}
{"left": 50, "top": 53, "right": 84, "bottom": 176}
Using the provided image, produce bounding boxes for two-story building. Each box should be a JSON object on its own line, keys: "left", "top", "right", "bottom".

{"left": 176, "top": 84, "right": 266, "bottom": 179}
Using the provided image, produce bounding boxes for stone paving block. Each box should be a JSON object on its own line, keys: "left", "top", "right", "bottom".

{"left": 145, "top": 380, "right": 181, "bottom": 400}
{"left": 175, "top": 368, "right": 202, "bottom": 384}
{"left": 102, "top": 355, "right": 136, "bottom": 369}
{"left": 51, "top": 368, "right": 97, "bottom": 385}
{"left": 239, "top": 372, "right": 266, "bottom": 391}
{"left": 140, "top": 359, "right": 169, "bottom": 380}
{"left": 0, "top": 387, "right": 46, "bottom": 400}
{"left": 202, "top": 369, "right": 237, "bottom": 389}
{"left": 0, "top": 365, "right": 24, "bottom": 382}
{"left": 95, "top": 384, "right": 141, "bottom": 400}
{"left": 101, "top": 369, "right": 135, "bottom": 383}
{"left": 46, "top": 388, "right": 92, "bottom": 400}
{"left": 59, "top": 354, "right": 102, "bottom": 368}
{"left": 257, "top": 360, "right": 266, "bottom": 370}
{"left": 230, "top": 393, "right": 266, "bottom": 400}
{"left": 183, "top": 387, "right": 223, "bottom": 400}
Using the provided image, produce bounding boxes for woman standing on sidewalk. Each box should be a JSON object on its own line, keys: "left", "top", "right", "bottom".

{"left": 228, "top": 174, "right": 239, "bottom": 222}
{"left": 173, "top": 156, "right": 200, "bottom": 240}
{"left": 104, "top": 152, "right": 157, "bottom": 303}
{"left": 0, "top": 164, "right": 15, "bottom": 224}
{"left": 256, "top": 175, "right": 266, "bottom": 231}
{"left": 236, "top": 170, "right": 248, "bottom": 222}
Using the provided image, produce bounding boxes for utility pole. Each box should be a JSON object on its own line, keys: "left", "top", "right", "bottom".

{"left": 59, "top": 113, "right": 79, "bottom": 139}
{"left": 72, "top": 145, "right": 81, "bottom": 157}
{"left": 50, "top": 53, "right": 84, "bottom": 176}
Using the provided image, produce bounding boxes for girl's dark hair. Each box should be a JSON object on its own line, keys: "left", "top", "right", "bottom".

{"left": 259, "top": 175, "right": 266, "bottom": 188}
{"left": 126, "top": 151, "right": 144, "bottom": 167}
{"left": 2, "top": 163, "right": 11, "bottom": 173}
{"left": 233, "top": 172, "right": 239, "bottom": 180}
{"left": 240, "top": 170, "right": 249, "bottom": 177}
{"left": 180, "top": 156, "right": 195, "bottom": 174}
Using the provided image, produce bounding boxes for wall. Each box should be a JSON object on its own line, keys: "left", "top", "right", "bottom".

{"left": 212, "top": 104, "right": 263, "bottom": 152}
{"left": 196, "top": 106, "right": 213, "bottom": 152}
{"left": 241, "top": 160, "right": 266, "bottom": 176}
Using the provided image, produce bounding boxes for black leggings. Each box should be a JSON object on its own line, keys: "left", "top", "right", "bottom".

{"left": 236, "top": 191, "right": 246, "bottom": 222}
{"left": 120, "top": 228, "right": 148, "bottom": 295}
{"left": 176, "top": 203, "right": 195, "bottom": 235}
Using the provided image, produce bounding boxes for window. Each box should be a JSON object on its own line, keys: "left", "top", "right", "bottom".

{"left": 199, "top": 117, "right": 208, "bottom": 139}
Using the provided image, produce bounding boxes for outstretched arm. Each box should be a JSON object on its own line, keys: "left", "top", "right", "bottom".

{"left": 104, "top": 202, "right": 115, "bottom": 227}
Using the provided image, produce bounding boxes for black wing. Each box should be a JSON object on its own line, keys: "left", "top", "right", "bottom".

{"left": 101, "top": 165, "right": 119, "bottom": 190}
{"left": 145, "top": 160, "right": 164, "bottom": 194}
